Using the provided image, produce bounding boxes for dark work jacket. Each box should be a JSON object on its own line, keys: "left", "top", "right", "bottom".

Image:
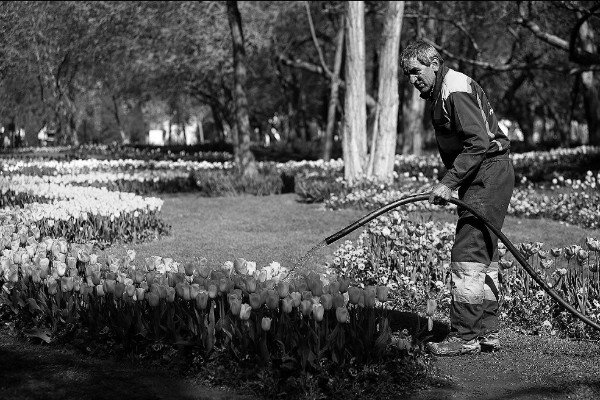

{"left": 425, "top": 63, "right": 510, "bottom": 190}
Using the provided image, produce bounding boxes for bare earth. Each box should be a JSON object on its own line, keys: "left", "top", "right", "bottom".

{"left": 3, "top": 194, "right": 600, "bottom": 400}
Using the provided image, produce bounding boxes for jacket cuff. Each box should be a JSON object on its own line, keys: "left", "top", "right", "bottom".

{"left": 440, "top": 173, "right": 460, "bottom": 191}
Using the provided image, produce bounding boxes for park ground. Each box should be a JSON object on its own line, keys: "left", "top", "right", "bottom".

{"left": 2, "top": 193, "right": 600, "bottom": 400}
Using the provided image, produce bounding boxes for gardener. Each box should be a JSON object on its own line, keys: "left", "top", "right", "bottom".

{"left": 400, "top": 40, "right": 514, "bottom": 356}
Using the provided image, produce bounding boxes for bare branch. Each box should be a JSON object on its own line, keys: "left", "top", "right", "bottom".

{"left": 516, "top": 3, "right": 570, "bottom": 51}
{"left": 569, "top": 3, "right": 600, "bottom": 65}
{"left": 304, "top": 1, "right": 333, "bottom": 78}
{"left": 405, "top": 13, "right": 481, "bottom": 56}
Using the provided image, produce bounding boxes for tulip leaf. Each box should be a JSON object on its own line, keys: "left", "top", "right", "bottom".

{"left": 26, "top": 298, "right": 41, "bottom": 313}
{"left": 24, "top": 328, "right": 52, "bottom": 343}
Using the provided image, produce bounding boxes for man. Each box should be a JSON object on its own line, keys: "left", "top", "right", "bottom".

{"left": 401, "top": 40, "right": 515, "bottom": 356}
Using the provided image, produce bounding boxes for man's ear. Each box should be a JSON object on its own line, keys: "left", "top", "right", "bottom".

{"left": 430, "top": 58, "right": 440, "bottom": 72}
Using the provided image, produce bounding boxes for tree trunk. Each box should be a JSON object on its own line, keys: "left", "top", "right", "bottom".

{"left": 112, "top": 95, "right": 130, "bottom": 144}
{"left": 402, "top": 85, "right": 425, "bottom": 155}
{"left": 323, "top": 17, "right": 345, "bottom": 161}
{"left": 226, "top": 0, "right": 256, "bottom": 176}
{"left": 367, "top": 1, "right": 404, "bottom": 181}
{"left": 579, "top": 18, "right": 600, "bottom": 145}
{"left": 343, "top": 1, "right": 367, "bottom": 184}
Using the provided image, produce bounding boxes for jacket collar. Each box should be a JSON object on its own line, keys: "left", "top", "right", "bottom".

{"left": 421, "top": 61, "right": 449, "bottom": 102}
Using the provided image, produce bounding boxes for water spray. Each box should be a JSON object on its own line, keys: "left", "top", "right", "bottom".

{"left": 298, "top": 192, "right": 600, "bottom": 332}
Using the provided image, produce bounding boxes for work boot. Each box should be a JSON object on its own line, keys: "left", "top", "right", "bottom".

{"left": 426, "top": 336, "right": 481, "bottom": 356}
{"left": 479, "top": 332, "right": 501, "bottom": 352}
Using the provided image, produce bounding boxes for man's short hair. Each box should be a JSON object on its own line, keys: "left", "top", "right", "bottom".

{"left": 400, "top": 40, "right": 444, "bottom": 70}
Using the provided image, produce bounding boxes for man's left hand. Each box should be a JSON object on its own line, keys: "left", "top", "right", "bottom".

{"left": 429, "top": 183, "right": 452, "bottom": 205}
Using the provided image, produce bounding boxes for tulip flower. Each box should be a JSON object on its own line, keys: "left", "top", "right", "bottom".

{"left": 290, "top": 292, "right": 302, "bottom": 307}
{"left": 348, "top": 287, "right": 362, "bottom": 305}
{"left": 329, "top": 281, "right": 340, "bottom": 294}
{"left": 147, "top": 292, "right": 160, "bottom": 307}
{"left": 126, "top": 284, "right": 136, "bottom": 297}
{"left": 320, "top": 294, "right": 333, "bottom": 310}
{"left": 196, "top": 291, "right": 209, "bottom": 310}
{"left": 376, "top": 286, "right": 389, "bottom": 302}
{"left": 261, "top": 317, "right": 272, "bottom": 331}
{"left": 276, "top": 282, "right": 289, "bottom": 298}
{"left": 336, "top": 306, "right": 349, "bottom": 323}
{"left": 229, "top": 299, "right": 242, "bottom": 316}
{"left": 266, "top": 290, "right": 279, "bottom": 310}
{"left": 332, "top": 293, "right": 345, "bottom": 308}
{"left": 240, "top": 303, "right": 252, "bottom": 320}
{"left": 207, "top": 283, "right": 218, "bottom": 299}
{"left": 338, "top": 278, "right": 350, "bottom": 293}
{"left": 96, "top": 284, "right": 105, "bottom": 297}
{"left": 165, "top": 287, "right": 175, "bottom": 303}
{"left": 245, "top": 276, "right": 257, "bottom": 293}
{"left": 281, "top": 297, "right": 293, "bottom": 314}
{"left": 189, "top": 284, "right": 200, "bottom": 299}
{"left": 312, "top": 304, "right": 324, "bottom": 322}
{"left": 249, "top": 292, "right": 262, "bottom": 310}
{"left": 300, "top": 300, "right": 312, "bottom": 317}
{"left": 233, "top": 258, "right": 247, "bottom": 275}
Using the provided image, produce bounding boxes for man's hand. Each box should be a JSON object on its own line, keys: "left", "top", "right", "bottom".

{"left": 429, "top": 183, "right": 452, "bottom": 205}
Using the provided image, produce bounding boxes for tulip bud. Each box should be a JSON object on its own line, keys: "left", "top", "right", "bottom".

{"left": 300, "top": 300, "right": 312, "bottom": 317}
{"left": 281, "top": 297, "right": 293, "bottom": 314}
{"left": 219, "top": 277, "right": 230, "bottom": 294}
{"left": 126, "top": 284, "right": 136, "bottom": 297}
{"left": 114, "top": 282, "right": 126, "bottom": 298}
{"left": 364, "top": 286, "right": 376, "bottom": 307}
{"left": 290, "top": 292, "right": 302, "bottom": 307}
{"left": 312, "top": 304, "right": 324, "bottom": 322}
{"left": 332, "top": 293, "right": 346, "bottom": 308}
{"left": 229, "top": 299, "right": 242, "bottom": 316}
{"left": 266, "top": 290, "right": 279, "bottom": 310}
{"left": 329, "top": 281, "right": 340, "bottom": 294}
{"left": 147, "top": 292, "right": 160, "bottom": 307}
{"left": 301, "top": 290, "right": 313, "bottom": 301}
{"left": 338, "top": 277, "right": 350, "bottom": 293}
{"left": 376, "top": 286, "right": 389, "bottom": 302}
{"left": 208, "top": 283, "right": 218, "bottom": 299}
{"left": 175, "top": 282, "right": 186, "bottom": 299}
{"left": 245, "top": 276, "right": 257, "bottom": 293}
{"left": 233, "top": 258, "right": 248, "bottom": 275}
{"left": 276, "top": 282, "right": 289, "bottom": 298}
{"left": 184, "top": 262, "right": 195, "bottom": 276}
{"left": 336, "top": 306, "right": 349, "bottom": 323}
{"left": 249, "top": 292, "right": 262, "bottom": 310}
{"left": 190, "top": 284, "right": 200, "bottom": 300}
{"left": 96, "top": 284, "right": 105, "bottom": 297}
{"left": 165, "top": 287, "right": 176, "bottom": 303}
{"left": 261, "top": 317, "right": 272, "bottom": 331}
{"left": 320, "top": 294, "right": 333, "bottom": 310}
{"left": 196, "top": 291, "right": 209, "bottom": 310}
{"left": 348, "top": 287, "right": 362, "bottom": 305}
{"left": 240, "top": 303, "right": 252, "bottom": 320}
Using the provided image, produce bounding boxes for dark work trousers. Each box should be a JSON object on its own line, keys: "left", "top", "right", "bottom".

{"left": 450, "top": 154, "right": 514, "bottom": 341}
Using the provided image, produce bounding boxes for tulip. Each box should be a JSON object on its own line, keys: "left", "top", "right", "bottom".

{"left": 157, "top": 284, "right": 168, "bottom": 299}
{"left": 126, "top": 284, "right": 136, "bottom": 297}
{"left": 364, "top": 286, "right": 376, "bottom": 307}
{"left": 193, "top": 275, "right": 206, "bottom": 287}
{"left": 376, "top": 286, "right": 389, "bottom": 302}
{"left": 329, "top": 281, "right": 340, "bottom": 294}
{"left": 96, "top": 284, "right": 105, "bottom": 297}
{"left": 182, "top": 283, "right": 192, "bottom": 301}
{"left": 332, "top": 293, "right": 346, "bottom": 308}
{"left": 114, "top": 282, "right": 126, "bottom": 298}
{"left": 320, "top": 294, "right": 333, "bottom": 310}
{"left": 196, "top": 291, "right": 209, "bottom": 310}
{"left": 218, "top": 277, "right": 230, "bottom": 294}
{"left": 240, "top": 303, "right": 252, "bottom": 320}
{"left": 103, "top": 279, "right": 116, "bottom": 295}
{"left": 550, "top": 248, "right": 562, "bottom": 257}
{"left": 295, "top": 279, "right": 308, "bottom": 292}
{"left": 290, "top": 292, "right": 302, "bottom": 307}
{"left": 166, "top": 287, "right": 176, "bottom": 303}
{"left": 176, "top": 282, "right": 186, "bottom": 299}
{"left": 60, "top": 276, "right": 73, "bottom": 292}
{"left": 66, "top": 257, "right": 76, "bottom": 270}
{"left": 56, "top": 261, "right": 67, "bottom": 277}
{"left": 336, "top": 306, "right": 349, "bottom": 323}
{"left": 207, "top": 283, "right": 218, "bottom": 299}
{"left": 301, "top": 290, "right": 313, "bottom": 301}
{"left": 260, "top": 288, "right": 269, "bottom": 304}
{"left": 147, "top": 292, "right": 160, "bottom": 307}
{"left": 249, "top": 292, "right": 262, "bottom": 310}
{"left": 312, "top": 304, "right": 324, "bottom": 322}
{"left": 300, "top": 300, "right": 312, "bottom": 317}
{"left": 338, "top": 278, "right": 350, "bottom": 293}
{"left": 233, "top": 258, "right": 248, "bottom": 275}
{"left": 230, "top": 299, "right": 242, "bottom": 316}
{"left": 266, "top": 290, "right": 279, "bottom": 310}
{"left": 190, "top": 284, "right": 200, "bottom": 299}
{"left": 245, "top": 276, "right": 257, "bottom": 293}
{"left": 348, "top": 287, "right": 362, "bottom": 305}
{"left": 261, "top": 317, "right": 272, "bottom": 331}
{"left": 276, "top": 282, "right": 289, "bottom": 298}
{"left": 281, "top": 297, "right": 293, "bottom": 314}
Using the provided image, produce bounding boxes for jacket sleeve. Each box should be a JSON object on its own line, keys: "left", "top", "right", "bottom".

{"left": 439, "top": 92, "right": 490, "bottom": 190}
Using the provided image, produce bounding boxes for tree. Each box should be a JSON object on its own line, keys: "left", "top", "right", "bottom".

{"left": 367, "top": 1, "right": 405, "bottom": 179}
{"left": 342, "top": 1, "right": 367, "bottom": 183}
{"left": 227, "top": 0, "right": 256, "bottom": 175}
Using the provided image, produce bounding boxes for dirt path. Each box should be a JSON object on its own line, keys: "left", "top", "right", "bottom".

{"left": 413, "top": 328, "right": 600, "bottom": 400}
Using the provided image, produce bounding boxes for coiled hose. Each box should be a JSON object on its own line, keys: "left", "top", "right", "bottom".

{"left": 324, "top": 192, "right": 600, "bottom": 332}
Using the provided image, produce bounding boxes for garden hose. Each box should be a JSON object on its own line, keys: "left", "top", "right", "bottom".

{"left": 323, "top": 192, "right": 600, "bottom": 332}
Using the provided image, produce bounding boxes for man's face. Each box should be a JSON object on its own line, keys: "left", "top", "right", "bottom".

{"left": 403, "top": 58, "right": 439, "bottom": 95}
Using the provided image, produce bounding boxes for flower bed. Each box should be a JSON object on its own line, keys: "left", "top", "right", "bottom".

{"left": 0, "top": 223, "right": 418, "bottom": 374}
{"left": 0, "top": 175, "right": 168, "bottom": 244}
{"left": 329, "top": 211, "right": 600, "bottom": 339}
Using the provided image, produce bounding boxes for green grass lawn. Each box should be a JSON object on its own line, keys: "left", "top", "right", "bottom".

{"left": 107, "top": 193, "right": 600, "bottom": 272}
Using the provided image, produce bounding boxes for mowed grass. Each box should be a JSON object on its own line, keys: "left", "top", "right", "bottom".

{"left": 106, "top": 193, "right": 600, "bottom": 271}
